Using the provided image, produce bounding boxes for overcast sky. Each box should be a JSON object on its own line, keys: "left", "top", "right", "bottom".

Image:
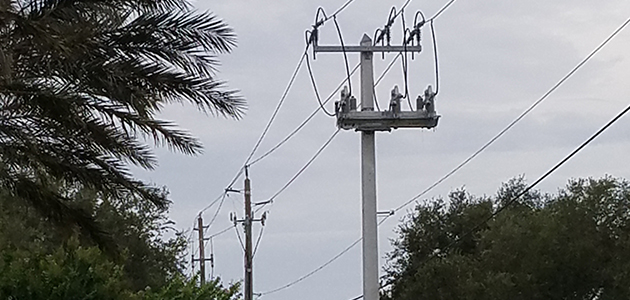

{"left": 132, "top": 1, "right": 630, "bottom": 299}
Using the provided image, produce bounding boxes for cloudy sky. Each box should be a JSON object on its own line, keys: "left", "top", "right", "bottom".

{"left": 133, "top": 1, "right": 630, "bottom": 299}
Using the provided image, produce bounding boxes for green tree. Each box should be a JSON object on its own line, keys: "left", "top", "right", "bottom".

{"left": 0, "top": 0, "right": 244, "bottom": 248}
{"left": 384, "top": 176, "right": 630, "bottom": 300}
{"left": 0, "top": 184, "right": 240, "bottom": 299}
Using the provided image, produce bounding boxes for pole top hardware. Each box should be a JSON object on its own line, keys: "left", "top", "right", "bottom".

{"left": 335, "top": 84, "right": 439, "bottom": 132}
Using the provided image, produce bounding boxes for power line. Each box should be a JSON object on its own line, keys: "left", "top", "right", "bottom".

{"left": 391, "top": 15, "right": 630, "bottom": 214}
{"left": 264, "top": 128, "right": 341, "bottom": 205}
{"left": 429, "top": 0, "right": 456, "bottom": 21}
{"left": 249, "top": 62, "right": 360, "bottom": 166}
{"left": 306, "top": 53, "right": 336, "bottom": 117}
{"left": 251, "top": 51, "right": 401, "bottom": 166}
{"left": 242, "top": 51, "right": 309, "bottom": 168}
{"left": 329, "top": 0, "right": 359, "bottom": 20}
{"left": 260, "top": 235, "right": 362, "bottom": 296}
{"left": 443, "top": 100, "right": 630, "bottom": 253}
{"left": 199, "top": 191, "right": 228, "bottom": 214}
{"left": 209, "top": 225, "right": 233, "bottom": 239}
{"left": 376, "top": 99, "right": 630, "bottom": 299}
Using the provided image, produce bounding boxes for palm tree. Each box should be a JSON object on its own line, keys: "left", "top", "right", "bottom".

{"left": 0, "top": 0, "right": 245, "bottom": 252}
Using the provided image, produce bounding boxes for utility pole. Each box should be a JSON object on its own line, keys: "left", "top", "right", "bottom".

{"left": 193, "top": 215, "right": 212, "bottom": 284}
{"left": 231, "top": 168, "right": 267, "bottom": 300}
{"left": 313, "top": 32, "right": 438, "bottom": 300}
{"left": 244, "top": 168, "right": 253, "bottom": 300}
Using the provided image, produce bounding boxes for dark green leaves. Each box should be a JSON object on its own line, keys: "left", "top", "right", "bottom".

{"left": 384, "top": 176, "right": 630, "bottom": 300}
{"left": 0, "top": 0, "right": 244, "bottom": 250}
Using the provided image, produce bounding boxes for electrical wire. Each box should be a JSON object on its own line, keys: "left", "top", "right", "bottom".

{"left": 329, "top": 0, "right": 358, "bottom": 20}
{"left": 373, "top": 101, "right": 630, "bottom": 300}
{"left": 400, "top": 9, "right": 413, "bottom": 108}
{"left": 265, "top": 128, "right": 341, "bottom": 204}
{"left": 391, "top": 15, "right": 630, "bottom": 214}
{"left": 306, "top": 53, "right": 336, "bottom": 117}
{"left": 249, "top": 62, "right": 361, "bottom": 166}
{"left": 373, "top": 53, "right": 403, "bottom": 110}
{"left": 259, "top": 236, "right": 362, "bottom": 296}
{"left": 196, "top": 0, "right": 366, "bottom": 223}
{"left": 233, "top": 223, "right": 246, "bottom": 252}
{"left": 203, "top": 192, "right": 228, "bottom": 249}
{"left": 209, "top": 225, "right": 233, "bottom": 239}
{"left": 206, "top": 192, "right": 227, "bottom": 227}
{"left": 429, "top": 0, "right": 456, "bottom": 21}
{"left": 188, "top": 0, "right": 369, "bottom": 279}
{"left": 430, "top": 20, "right": 440, "bottom": 95}
{"left": 442, "top": 101, "right": 630, "bottom": 252}
{"left": 251, "top": 51, "right": 402, "bottom": 166}
{"left": 252, "top": 225, "right": 265, "bottom": 258}
{"left": 199, "top": 191, "right": 228, "bottom": 214}
{"left": 242, "top": 50, "right": 309, "bottom": 168}
{"left": 333, "top": 16, "right": 353, "bottom": 98}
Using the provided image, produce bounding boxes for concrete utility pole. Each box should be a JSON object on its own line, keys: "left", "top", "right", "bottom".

{"left": 313, "top": 34, "right": 438, "bottom": 300}
{"left": 359, "top": 34, "right": 379, "bottom": 300}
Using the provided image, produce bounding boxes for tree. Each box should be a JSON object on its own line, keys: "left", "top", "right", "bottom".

{"left": 383, "top": 176, "right": 630, "bottom": 300}
{"left": 0, "top": 0, "right": 244, "bottom": 249}
{"left": 0, "top": 182, "right": 240, "bottom": 299}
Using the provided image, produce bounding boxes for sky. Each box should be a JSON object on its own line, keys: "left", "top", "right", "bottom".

{"left": 132, "top": 1, "right": 630, "bottom": 299}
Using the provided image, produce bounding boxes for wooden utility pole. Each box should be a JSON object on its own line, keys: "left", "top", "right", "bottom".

{"left": 244, "top": 168, "right": 253, "bottom": 300}
{"left": 230, "top": 168, "right": 267, "bottom": 300}
{"left": 193, "top": 215, "right": 212, "bottom": 284}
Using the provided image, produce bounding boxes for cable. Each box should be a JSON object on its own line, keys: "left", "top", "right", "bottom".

{"left": 329, "top": 0, "right": 358, "bottom": 20}
{"left": 249, "top": 62, "right": 361, "bottom": 166}
{"left": 400, "top": 9, "right": 413, "bottom": 109}
{"left": 209, "top": 225, "right": 233, "bottom": 239}
{"left": 391, "top": 15, "right": 630, "bottom": 214}
{"left": 206, "top": 192, "right": 227, "bottom": 227}
{"left": 208, "top": 0, "right": 365, "bottom": 213}
{"left": 242, "top": 51, "right": 308, "bottom": 168}
{"left": 398, "top": 100, "right": 630, "bottom": 292}
{"left": 265, "top": 128, "right": 341, "bottom": 204}
{"left": 260, "top": 236, "right": 362, "bottom": 296}
{"left": 430, "top": 20, "right": 440, "bottom": 95}
{"left": 333, "top": 16, "right": 353, "bottom": 98}
{"left": 306, "top": 53, "right": 336, "bottom": 116}
{"left": 199, "top": 191, "right": 228, "bottom": 214}
{"left": 429, "top": 0, "right": 456, "bottom": 21}
{"left": 373, "top": 53, "right": 403, "bottom": 110}
{"left": 252, "top": 225, "right": 265, "bottom": 258}
{"left": 251, "top": 52, "right": 401, "bottom": 166}
{"left": 203, "top": 192, "right": 228, "bottom": 249}
{"left": 233, "top": 224, "right": 246, "bottom": 252}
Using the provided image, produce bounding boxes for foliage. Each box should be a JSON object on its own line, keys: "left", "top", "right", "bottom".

{"left": 0, "top": 241, "right": 240, "bottom": 300}
{"left": 0, "top": 0, "right": 245, "bottom": 248}
{"left": 384, "top": 176, "right": 630, "bottom": 300}
{"left": 0, "top": 240, "right": 133, "bottom": 300}
{"left": 0, "top": 186, "right": 240, "bottom": 299}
